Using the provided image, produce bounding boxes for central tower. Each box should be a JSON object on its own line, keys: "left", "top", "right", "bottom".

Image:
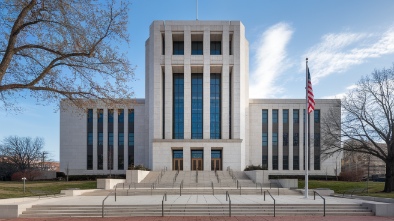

{"left": 145, "top": 21, "right": 249, "bottom": 171}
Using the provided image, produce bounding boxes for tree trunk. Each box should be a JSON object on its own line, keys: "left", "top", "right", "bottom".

{"left": 384, "top": 159, "right": 394, "bottom": 192}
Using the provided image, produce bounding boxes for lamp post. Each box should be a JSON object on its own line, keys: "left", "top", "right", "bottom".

{"left": 22, "top": 177, "right": 26, "bottom": 193}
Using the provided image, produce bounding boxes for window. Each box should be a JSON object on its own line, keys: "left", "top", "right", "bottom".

{"left": 283, "top": 109, "right": 289, "bottom": 123}
{"left": 314, "top": 110, "right": 320, "bottom": 123}
{"left": 210, "top": 41, "right": 221, "bottom": 55}
{"left": 128, "top": 109, "right": 134, "bottom": 123}
{"left": 262, "top": 110, "right": 268, "bottom": 123}
{"left": 108, "top": 110, "right": 114, "bottom": 123}
{"left": 128, "top": 133, "right": 134, "bottom": 146}
{"left": 293, "top": 133, "right": 299, "bottom": 146}
{"left": 293, "top": 109, "right": 299, "bottom": 123}
{"left": 173, "top": 73, "right": 184, "bottom": 139}
{"left": 262, "top": 133, "right": 268, "bottom": 146}
{"left": 272, "top": 156, "right": 278, "bottom": 170}
{"left": 118, "top": 133, "right": 124, "bottom": 145}
{"left": 283, "top": 156, "right": 289, "bottom": 170}
{"left": 87, "top": 133, "right": 93, "bottom": 145}
{"left": 118, "top": 109, "right": 124, "bottom": 123}
{"left": 87, "top": 109, "right": 93, "bottom": 123}
{"left": 283, "top": 133, "right": 289, "bottom": 146}
{"left": 108, "top": 133, "right": 113, "bottom": 146}
{"left": 173, "top": 41, "right": 184, "bottom": 55}
{"left": 97, "top": 109, "right": 103, "bottom": 123}
{"left": 191, "top": 74, "right": 203, "bottom": 139}
{"left": 272, "top": 110, "right": 278, "bottom": 123}
{"left": 272, "top": 133, "right": 278, "bottom": 146}
{"left": 210, "top": 73, "right": 221, "bottom": 139}
{"left": 98, "top": 133, "right": 103, "bottom": 145}
{"left": 192, "top": 41, "right": 203, "bottom": 55}
{"left": 293, "top": 156, "right": 299, "bottom": 170}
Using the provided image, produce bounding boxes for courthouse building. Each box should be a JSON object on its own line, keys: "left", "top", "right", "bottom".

{"left": 60, "top": 20, "right": 341, "bottom": 176}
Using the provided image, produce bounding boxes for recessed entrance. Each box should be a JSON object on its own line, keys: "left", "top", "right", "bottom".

{"left": 211, "top": 150, "right": 222, "bottom": 171}
{"left": 191, "top": 150, "right": 203, "bottom": 170}
{"left": 172, "top": 150, "right": 183, "bottom": 171}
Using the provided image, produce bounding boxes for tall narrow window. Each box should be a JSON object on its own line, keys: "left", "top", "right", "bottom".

{"left": 272, "top": 109, "right": 278, "bottom": 170}
{"left": 314, "top": 109, "right": 321, "bottom": 170}
{"left": 107, "top": 110, "right": 114, "bottom": 170}
{"left": 283, "top": 109, "right": 289, "bottom": 170}
{"left": 87, "top": 109, "right": 93, "bottom": 170}
{"left": 191, "top": 73, "right": 203, "bottom": 139}
{"left": 293, "top": 109, "right": 299, "bottom": 170}
{"left": 173, "top": 73, "right": 184, "bottom": 139}
{"left": 97, "top": 109, "right": 103, "bottom": 170}
{"left": 118, "top": 109, "right": 124, "bottom": 170}
{"left": 262, "top": 109, "right": 268, "bottom": 169}
{"left": 128, "top": 109, "right": 134, "bottom": 168}
{"left": 210, "top": 73, "right": 221, "bottom": 139}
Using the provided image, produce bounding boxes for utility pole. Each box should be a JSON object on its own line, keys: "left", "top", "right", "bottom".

{"left": 42, "top": 151, "right": 48, "bottom": 170}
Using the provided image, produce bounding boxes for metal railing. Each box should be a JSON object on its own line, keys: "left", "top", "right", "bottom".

{"left": 264, "top": 190, "right": 276, "bottom": 217}
{"left": 179, "top": 180, "right": 184, "bottom": 196}
{"left": 211, "top": 181, "right": 214, "bottom": 195}
{"left": 161, "top": 192, "right": 167, "bottom": 216}
{"left": 225, "top": 191, "right": 232, "bottom": 217}
{"left": 196, "top": 169, "right": 198, "bottom": 183}
{"left": 314, "top": 191, "right": 326, "bottom": 216}
{"left": 101, "top": 190, "right": 114, "bottom": 218}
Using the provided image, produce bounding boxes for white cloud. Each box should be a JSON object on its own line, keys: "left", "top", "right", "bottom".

{"left": 305, "top": 28, "right": 394, "bottom": 84}
{"left": 322, "top": 84, "right": 357, "bottom": 99}
{"left": 249, "top": 23, "right": 293, "bottom": 98}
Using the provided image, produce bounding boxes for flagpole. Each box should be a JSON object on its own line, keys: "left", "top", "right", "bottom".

{"left": 305, "top": 58, "right": 309, "bottom": 198}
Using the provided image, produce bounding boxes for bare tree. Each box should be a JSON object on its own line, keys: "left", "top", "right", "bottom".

{"left": 322, "top": 65, "right": 394, "bottom": 192}
{"left": 0, "top": 136, "right": 44, "bottom": 171}
{"left": 0, "top": 0, "right": 134, "bottom": 111}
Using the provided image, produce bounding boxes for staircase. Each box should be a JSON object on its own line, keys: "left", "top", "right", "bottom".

{"left": 20, "top": 203, "right": 374, "bottom": 217}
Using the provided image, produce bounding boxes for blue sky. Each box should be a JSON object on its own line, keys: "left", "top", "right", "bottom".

{"left": 1, "top": 0, "right": 394, "bottom": 161}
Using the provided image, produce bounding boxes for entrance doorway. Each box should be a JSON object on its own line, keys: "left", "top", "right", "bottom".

{"left": 191, "top": 150, "right": 203, "bottom": 170}
{"left": 211, "top": 150, "right": 222, "bottom": 170}
{"left": 172, "top": 150, "right": 183, "bottom": 171}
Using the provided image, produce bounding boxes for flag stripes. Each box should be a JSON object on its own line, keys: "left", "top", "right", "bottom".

{"left": 307, "top": 68, "right": 315, "bottom": 113}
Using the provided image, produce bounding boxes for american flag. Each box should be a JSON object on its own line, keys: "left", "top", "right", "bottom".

{"left": 307, "top": 68, "right": 315, "bottom": 113}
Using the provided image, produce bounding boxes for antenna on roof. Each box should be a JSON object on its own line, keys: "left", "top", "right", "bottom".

{"left": 196, "top": 0, "right": 198, "bottom": 20}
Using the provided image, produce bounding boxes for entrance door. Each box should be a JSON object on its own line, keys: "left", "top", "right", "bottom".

{"left": 211, "top": 150, "right": 222, "bottom": 171}
{"left": 191, "top": 150, "right": 203, "bottom": 171}
{"left": 173, "top": 150, "right": 183, "bottom": 171}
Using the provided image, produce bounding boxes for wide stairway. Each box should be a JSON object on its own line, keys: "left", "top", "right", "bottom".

{"left": 21, "top": 204, "right": 374, "bottom": 217}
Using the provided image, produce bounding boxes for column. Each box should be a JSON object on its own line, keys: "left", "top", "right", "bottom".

{"left": 93, "top": 108, "right": 98, "bottom": 171}
{"left": 184, "top": 29, "right": 191, "bottom": 139}
{"left": 203, "top": 29, "right": 210, "bottom": 139}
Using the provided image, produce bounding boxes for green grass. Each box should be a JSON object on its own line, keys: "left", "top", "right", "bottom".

{"left": 299, "top": 180, "right": 394, "bottom": 198}
{"left": 0, "top": 181, "right": 96, "bottom": 199}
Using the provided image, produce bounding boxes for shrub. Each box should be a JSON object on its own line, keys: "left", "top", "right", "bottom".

{"left": 11, "top": 170, "right": 42, "bottom": 181}
{"left": 128, "top": 164, "right": 150, "bottom": 171}
{"left": 244, "top": 164, "right": 267, "bottom": 171}
{"left": 339, "top": 168, "right": 365, "bottom": 181}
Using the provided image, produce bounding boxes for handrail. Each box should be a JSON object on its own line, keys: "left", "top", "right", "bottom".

{"left": 313, "top": 191, "right": 326, "bottom": 217}
{"left": 161, "top": 192, "right": 167, "bottom": 217}
{"left": 225, "top": 191, "right": 231, "bottom": 217}
{"left": 114, "top": 185, "right": 117, "bottom": 202}
{"left": 264, "top": 190, "right": 276, "bottom": 217}
{"left": 196, "top": 169, "right": 198, "bottom": 183}
{"left": 101, "top": 191, "right": 113, "bottom": 218}
{"left": 211, "top": 181, "right": 214, "bottom": 195}
{"left": 179, "top": 180, "right": 183, "bottom": 196}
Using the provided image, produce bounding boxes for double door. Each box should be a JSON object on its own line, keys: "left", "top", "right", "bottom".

{"left": 211, "top": 158, "right": 222, "bottom": 171}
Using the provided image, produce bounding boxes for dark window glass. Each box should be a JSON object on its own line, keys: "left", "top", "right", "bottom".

{"left": 108, "top": 133, "right": 113, "bottom": 146}
{"left": 87, "top": 109, "right": 93, "bottom": 123}
{"left": 191, "top": 150, "right": 203, "bottom": 159}
{"left": 293, "top": 109, "right": 299, "bottom": 123}
{"left": 173, "top": 41, "right": 184, "bottom": 55}
{"left": 210, "top": 73, "right": 221, "bottom": 139}
{"left": 272, "top": 156, "right": 278, "bottom": 170}
{"left": 314, "top": 133, "right": 320, "bottom": 147}
{"left": 283, "top": 133, "right": 288, "bottom": 146}
{"left": 98, "top": 132, "right": 103, "bottom": 145}
{"left": 118, "top": 133, "right": 124, "bottom": 145}
{"left": 210, "top": 41, "right": 221, "bottom": 55}
{"left": 283, "top": 156, "right": 289, "bottom": 170}
{"left": 314, "top": 110, "right": 320, "bottom": 123}
{"left": 272, "top": 110, "right": 278, "bottom": 123}
{"left": 192, "top": 41, "right": 203, "bottom": 55}
{"left": 262, "top": 155, "right": 268, "bottom": 169}
{"left": 98, "top": 109, "right": 103, "bottom": 123}
{"left": 293, "top": 156, "right": 299, "bottom": 170}
{"left": 173, "top": 150, "right": 183, "bottom": 159}
{"left": 192, "top": 74, "right": 203, "bottom": 139}
{"left": 262, "top": 133, "right": 268, "bottom": 146}
{"left": 272, "top": 133, "right": 278, "bottom": 146}
{"left": 211, "top": 150, "right": 221, "bottom": 159}
{"left": 173, "top": 74, "right": 184, "bottom": 139}
{"left": 128, "top": 110, "right": 134, "bottom": 123}
{"left": 128, "top": 133, "right": 134, "bottom": 146}
{"left": 108, "top": 110, "right": 114, "bottom": 123}
{"left": 293, "top": 133, "right": 299, "bottom": 146}
{"left": 87, "top": 133, "right": 93, "bottom": 145}
{"left": 283, "top": 109, "right": 289, "bottom": 123}
{"left": 118, "top": 109, "right": 124, "bottom": 123}
{"left": 262, "top": 110, "right": 268, "bottom": 123}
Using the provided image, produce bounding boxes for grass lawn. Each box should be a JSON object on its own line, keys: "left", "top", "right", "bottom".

{"left": 299, "top": 180, "right": 394, "bottom": 198}
{"left": 0, "top": 181, "right": 96, "bottom": 199}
